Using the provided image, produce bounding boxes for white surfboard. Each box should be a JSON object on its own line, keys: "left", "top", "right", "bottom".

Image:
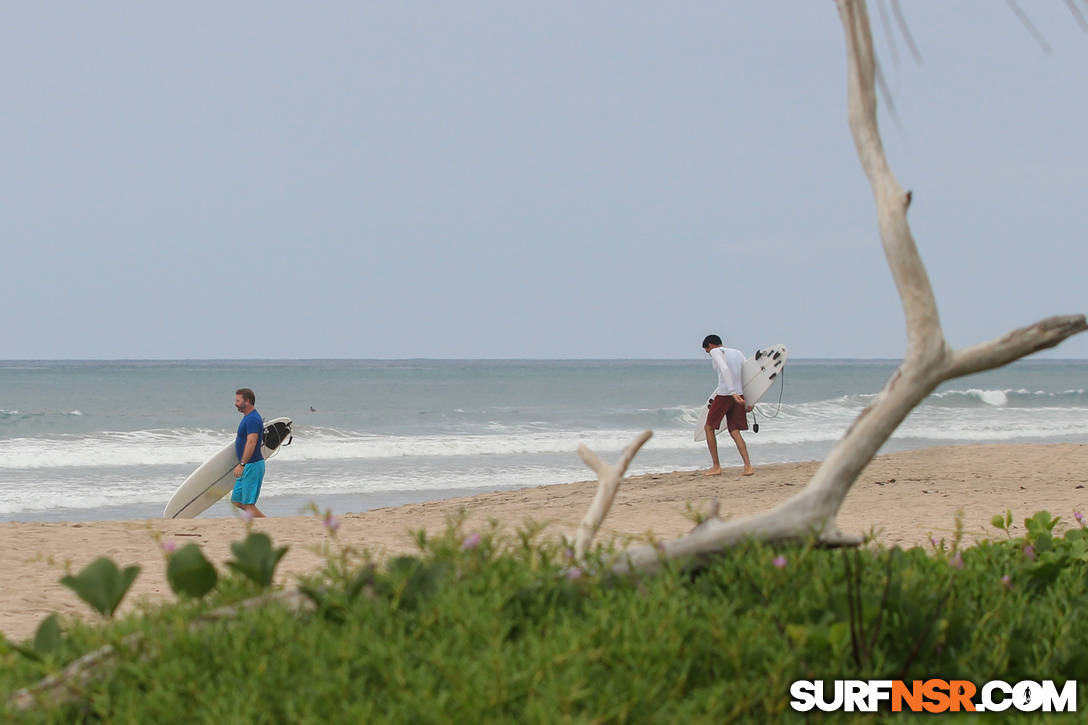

{"left": 163, "top": 417, "right": 293, "bottom": 519}
{"left": 694, "top": 344, "right": 788, "bottom": 442}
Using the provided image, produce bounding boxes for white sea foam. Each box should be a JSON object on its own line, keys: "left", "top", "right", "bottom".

{"left": 0, "top": 429, "right": 231, "bottom": 469}
{"left": 5, "top": 394, "right": 1086, "bottom": 473}
{"left": 278, "top": 427, "right": 697, "bottom": 462}
{"left": 0, "top": 493, "right": 116, "bottom": 516}
{"left": 931, "top": 389, "right": 1009, "bottom": 406}
{"left": 0, "top": 426, "right": 692, "bottom": 469}
{"left": 930, "top": 387, "right": 1088, "bottom": 406}
{"left": 736, "top": 397, "right": 1088, "bottom": 446}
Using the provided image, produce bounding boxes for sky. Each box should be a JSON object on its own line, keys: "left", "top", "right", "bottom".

{"left": 2, "top": 2, "right": 1086, "bottom": 360}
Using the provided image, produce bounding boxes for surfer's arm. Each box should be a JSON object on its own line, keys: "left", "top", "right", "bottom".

{"left": 240, "top": 433, "right": 258, "bottom": 464}
{"left": 711, "top": 350, "right": 740, "bottom": 396}
{"left": 234, "top": 433, "right": 259, "bottom": 475}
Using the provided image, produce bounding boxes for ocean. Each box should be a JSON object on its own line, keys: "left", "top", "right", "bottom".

{"left": 1, "top": 359, "right": 1085, "bottom": 522}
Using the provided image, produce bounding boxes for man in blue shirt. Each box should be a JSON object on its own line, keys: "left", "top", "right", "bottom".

{"left": 232, "top": 387, "right": 266, "bottom": 518}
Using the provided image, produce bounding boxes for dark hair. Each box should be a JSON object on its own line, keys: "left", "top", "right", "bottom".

{"left": 236, "top": 388, "right": 256, "bottom": 404}
{"left": 702, "top": 334, "right": 722, "bottom": 348}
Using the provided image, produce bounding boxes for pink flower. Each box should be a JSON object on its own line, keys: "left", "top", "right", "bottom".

{"left": 567, "top": 567, "right": 583, "bottom": 580}
{"left": 161, "top": 541, "right": 177, "bottom": 555}
{"left": 240, "top": 508, "right": 255, "bottom": 523}
{"left": 323, "top": 513, "right": 340, "bottom": 533}
{"left": 950, "top": 552, "right": 963, "bottom": 570}
{"left": 1001, "top": 574, "right": 1012, "bottom": 590}
{"left": 1075, "top": 511, "right": 1085, "bottom": 526}
{"left": 772, "top": 556, "right": 788, "bottom": 569}
{"left": 461, "top": 533, "right": 481, "bottom": 551}
{"left": 1023, "top": 545, "right": 1035, "bottom": 561}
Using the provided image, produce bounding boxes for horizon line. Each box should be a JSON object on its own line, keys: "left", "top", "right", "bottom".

{"left": 2, "top": 356, "right": 1086, "bottom": 363}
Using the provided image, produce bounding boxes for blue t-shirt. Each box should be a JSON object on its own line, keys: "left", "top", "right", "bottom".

{"left": 235, "top": 409, "right": 264, "bottom": 463}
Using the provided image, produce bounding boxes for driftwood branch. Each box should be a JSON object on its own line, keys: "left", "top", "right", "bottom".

{"left": 574, "top": 430, "right": 653, "bottom": 559}
{"left": 585, "top": 0, "right": 1087, "bottom": 574}
{"left": 7, "top": 635, "right": 136, "bottom": 712}
{"left": 945, "top": 315, "right": 1088, "bottom": 379}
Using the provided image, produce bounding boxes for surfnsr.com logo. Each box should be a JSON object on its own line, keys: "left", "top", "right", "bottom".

{"left": 789, "top": 679, "right": 1077, "bottom": 713}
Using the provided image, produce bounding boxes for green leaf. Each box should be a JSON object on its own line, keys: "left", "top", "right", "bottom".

{"left": 167, "top": 544, "right": 219, "bottom": 598}
{"left": 32, "top": 613, "right": 63, "bottom": 656}
{"left": 1025, "top": 511, "right": 1059, "bottom": 539}
{"left": 226, "top": 532, "right": 288, "bottom": 588}
{"left": 60, "top": 558, "right": 140, "bottom": 617}
{"left": 3, "top": 616, "right": 60, "bottom": 662}
{"left": 991, "top": 514, "right": 1007, "bottom": 531}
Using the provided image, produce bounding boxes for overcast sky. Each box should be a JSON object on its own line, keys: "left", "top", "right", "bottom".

{"left": 2, "top": 2, "right": 1085, "bottom": 360}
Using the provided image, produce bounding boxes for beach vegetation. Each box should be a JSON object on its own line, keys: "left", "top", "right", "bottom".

{"left": 165, "top": 544, "right": 219, "bottom": 599}
{"left": 4, "top": 617, "right": 63, "bottom": 665}
{"left": 225, "top": 531, "right": 290, "bottom": 589}
{"left": 58, "top": 559, "right": 141, "bottom": 620}
{"left": 2, "top": 509, "right": 1087, "bottom": 722}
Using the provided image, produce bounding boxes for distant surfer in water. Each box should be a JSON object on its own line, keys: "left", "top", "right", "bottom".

{"left": 701, "top": 335, "right": 754, "bottom": 477}
{"left": 232, "top": 388, "right": 267, "bottom": 517}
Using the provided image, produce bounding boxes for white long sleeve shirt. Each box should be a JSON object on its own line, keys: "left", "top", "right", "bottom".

{"left": 710, "top": 346, "right": 745, "bottom": 396}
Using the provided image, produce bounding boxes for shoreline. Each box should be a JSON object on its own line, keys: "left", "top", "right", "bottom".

{"left": 2, "top": 442, "right": 1085, "bottom": 642}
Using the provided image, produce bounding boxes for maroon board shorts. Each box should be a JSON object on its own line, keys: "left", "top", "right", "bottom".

{"left": 706, "top": 395, "right": 748, "bottom": 432}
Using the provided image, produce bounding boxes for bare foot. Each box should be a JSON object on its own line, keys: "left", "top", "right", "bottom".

{"left": 703, "top": 467, "right": 723, "bottom": 476}
{"left": 742, "top": 468, "right": 755, "bottom": 476}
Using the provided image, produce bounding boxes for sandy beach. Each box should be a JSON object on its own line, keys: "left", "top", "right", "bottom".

{"left": 2, "top": 442, "right": 1086, "bottom": 643}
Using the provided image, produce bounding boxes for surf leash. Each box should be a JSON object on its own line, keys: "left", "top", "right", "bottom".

{"left": 749, "top": 369, "right": 786, "bottom": 433}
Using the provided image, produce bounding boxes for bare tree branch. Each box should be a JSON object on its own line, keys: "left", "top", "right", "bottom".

{"left": 574, "top": 430, "right": 652, "bottom": 559}
{"left": 1006, "top": 0, "right": 1053, "bottom": 53}
{"left": 876, "top": 0, "right": 901, "bottom": 67}
{"left": 840, "top": 0, "right": 945, "bottom": 361}
{"left": 588, "top": 0, "right": 1086, "bottom": 575}
{"left": 946, "top": 315, "right": 1088, "bottom": 379}
{"left": 1064, "top": 0, "right": 1088, "bottom": 33}
{"left": 873, "top": 59, "right": 902, "bottom": 130}
{"left": 891, "top": 0, "right": 923, "bottom": 64}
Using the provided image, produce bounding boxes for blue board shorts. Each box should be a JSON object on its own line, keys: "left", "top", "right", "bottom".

{"left": 232, "top": 460, "right": 266, "bottom": 505}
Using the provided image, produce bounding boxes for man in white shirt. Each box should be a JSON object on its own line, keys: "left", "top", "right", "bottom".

{"left": 701, "top": 334, "right": 754, "bottom": 476}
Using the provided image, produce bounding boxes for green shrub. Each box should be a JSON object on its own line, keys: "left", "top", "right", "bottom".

{"left": 166, "top": 544, "right": 218, "bottom": 599}
{"left": 2, "top": 511, "right": 1086, "bottom": 723}
{"left": 59, "top": 558, "right": 140, "bottom": 619}
{"left": 226, "top": 532, "right": 289, "bottom": 589}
